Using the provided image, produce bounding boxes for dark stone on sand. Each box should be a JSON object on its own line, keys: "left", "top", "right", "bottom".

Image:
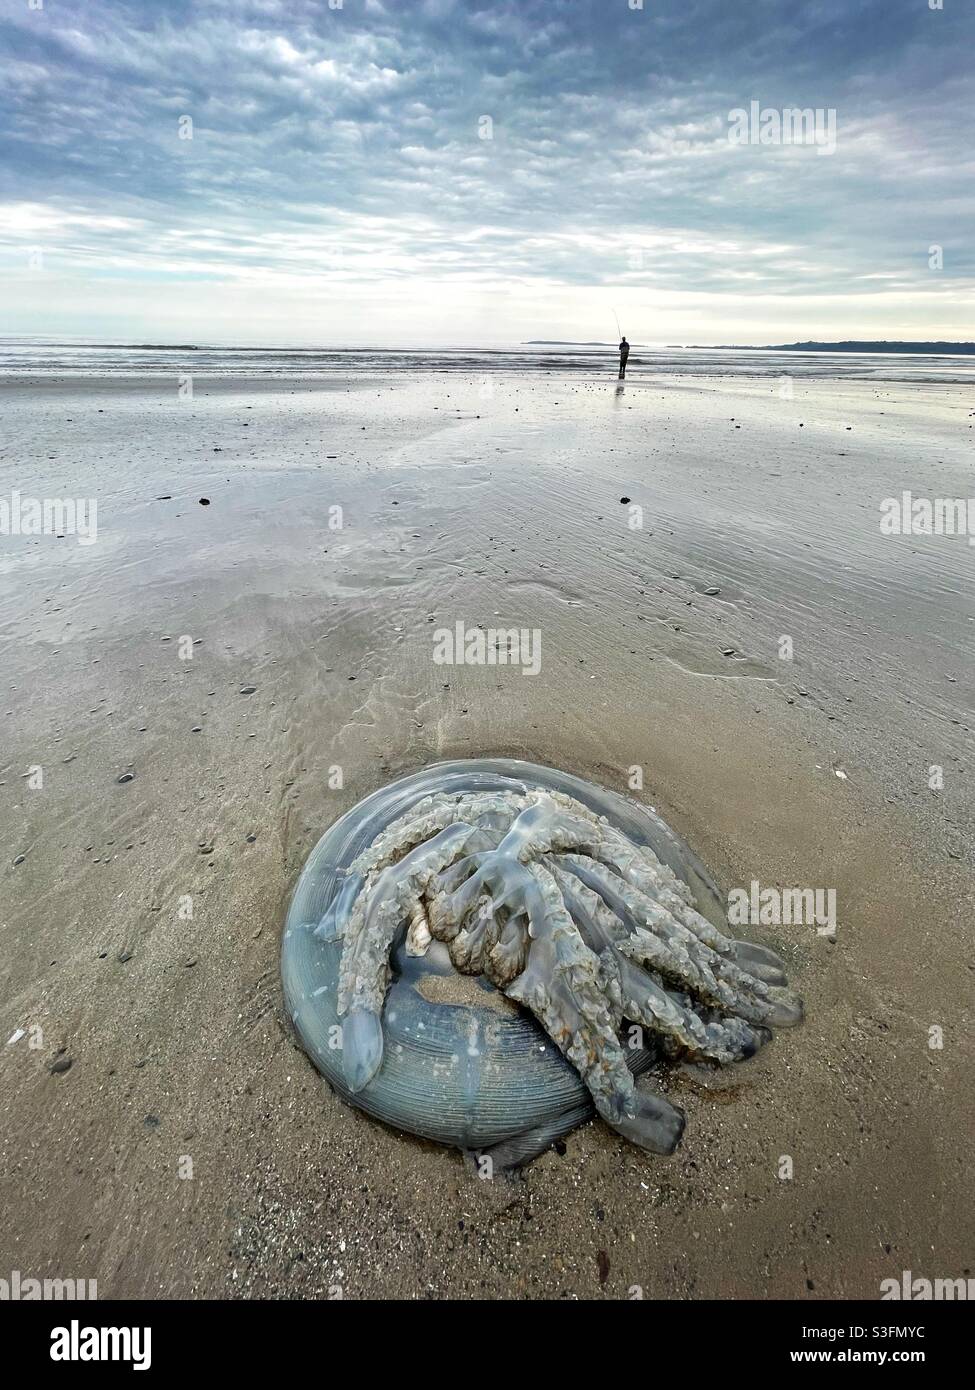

{"left": 620, "top": 496, "right": 630, "bottom": 504}
{"left": 117, "top": 772, "right": 135, "bottom": 783}
{"left": 50, "top": 1056, "right": 73, "bottom": 1075}
{"left": 199, "top": 497, "right": 211, "bottom": 505}
{"left": 13, "top": 854, "right": 26, "bottom": 866}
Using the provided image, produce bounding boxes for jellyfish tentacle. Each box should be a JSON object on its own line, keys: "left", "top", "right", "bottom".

{"left": 486, "top": 910, "right": 531, "bottom": 984}
{"left": 517, "top": 800, "right": 747, "bottom": 961}
{"left": 558, "top": 853, "right": 803, "bottom": 1028}
{"left": 549, "top": 860, "right": 626, "bottom": 953}
{"left": 593, "top": 838, "right": 788, "bottom": 985}
{"left": 492, "top": 864, "right": 684, "bottom": 1153}
{"left": 337, "top": 820, "right": 479, "bottom": 1091}
{"left": 352, "top": 791, "right": 528, "bottom": 878}
{"left": 508, "top": 805, "right": 742, "bottom": 969}
{"left": 608, "top": 1083, "right": 686, "bottom": 1154}
{"left": 448, "top": 894, "right": 504, "bottom": 973}
{"left": 541, "top": 813, "right": 739, "bottom": 950}
{"left": 608, "top": 948, "right": 769, "bottom": 1063}
{"left": 432, "top": 827, "right": 507, "bottom": 898}
{"left": 556, "top": 864, "right": 768, "bottom": 1063}
{"left": 727, "top": 940, "right": 789, "bottom": 985}
{"left": 617, "top": 922, "right": 800, "bottom": 1029}
{"left": 500, "top": 866, "right": 639, "bottom": 1125}
{"left": 589, "top": 835, "right": 723, "bottom": 934}
{"left": 405, "top": 899, "right": 433, "bottom": 956}
{"left": 493, "top": 797, "right": 615, "bottom": 863}
{"left": 349, "top": 792, "right": 463, "bottom": 876}
{"left": 315, "top": 869, "right": 364, "bottom": 941}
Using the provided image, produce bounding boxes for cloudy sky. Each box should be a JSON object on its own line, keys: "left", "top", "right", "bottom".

{"left": 0, "top": 0, "right": 971, "bottom": 346}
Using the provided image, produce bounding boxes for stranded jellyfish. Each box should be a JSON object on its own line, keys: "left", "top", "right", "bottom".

{"left": 282, "top": 760, "right": 801, "bottom": 1168}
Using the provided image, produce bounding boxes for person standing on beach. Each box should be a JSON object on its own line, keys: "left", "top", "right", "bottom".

{"left": 618, "top": 336, "right": 630, "bottom": 379}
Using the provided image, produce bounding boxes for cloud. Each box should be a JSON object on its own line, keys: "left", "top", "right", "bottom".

{"left": 0, "top": 0, "right": 971, "bottom": 342}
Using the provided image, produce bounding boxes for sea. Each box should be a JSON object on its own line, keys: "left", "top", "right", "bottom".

{"left": 0, "top": 337, "right": 973, "bottom": 384}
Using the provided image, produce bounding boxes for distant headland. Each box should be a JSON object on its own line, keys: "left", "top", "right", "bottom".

{"left": 523, "top": 340, "right": 975, "bottom": 355}
{"left": 703, "top": 341, "right": 975, "bottom": 355}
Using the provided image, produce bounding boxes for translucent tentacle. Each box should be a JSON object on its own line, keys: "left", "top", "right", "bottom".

{"left": 448, "top": 894, "right": 503, "bottom": 974}
{"left": 498, "top": 864, "right": 685, "bottom": 1154}
{"left": 337, "top": 821, "right": 479, "bottom": 1091}
{"left": 558, "top": 853, "right": 803, "bottom": 1029}
{"left": 352, "top": 790, "right": 528, "bottom": 879}
{"left": 500, "top": 865, "right": 638, "bottom": 1123}
{"left": 556, "top": 864, "right": 768, "bottom": 1064}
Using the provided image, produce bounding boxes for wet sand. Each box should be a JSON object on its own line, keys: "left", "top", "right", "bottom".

{"left": 1, "top": 368, "right": 972, "bottom": 1299}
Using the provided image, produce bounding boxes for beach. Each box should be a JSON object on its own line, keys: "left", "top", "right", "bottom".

{"left": 1, "top": 354, "right": 972, "bottom": 1299}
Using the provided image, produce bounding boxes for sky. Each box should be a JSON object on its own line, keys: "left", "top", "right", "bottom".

{"left": 0, "top": 0, "right": 972, "bottom": 347}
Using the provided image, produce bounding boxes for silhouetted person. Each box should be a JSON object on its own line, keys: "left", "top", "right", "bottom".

{"left": 618, "top": 336, "right": 630, "bottom": 379}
